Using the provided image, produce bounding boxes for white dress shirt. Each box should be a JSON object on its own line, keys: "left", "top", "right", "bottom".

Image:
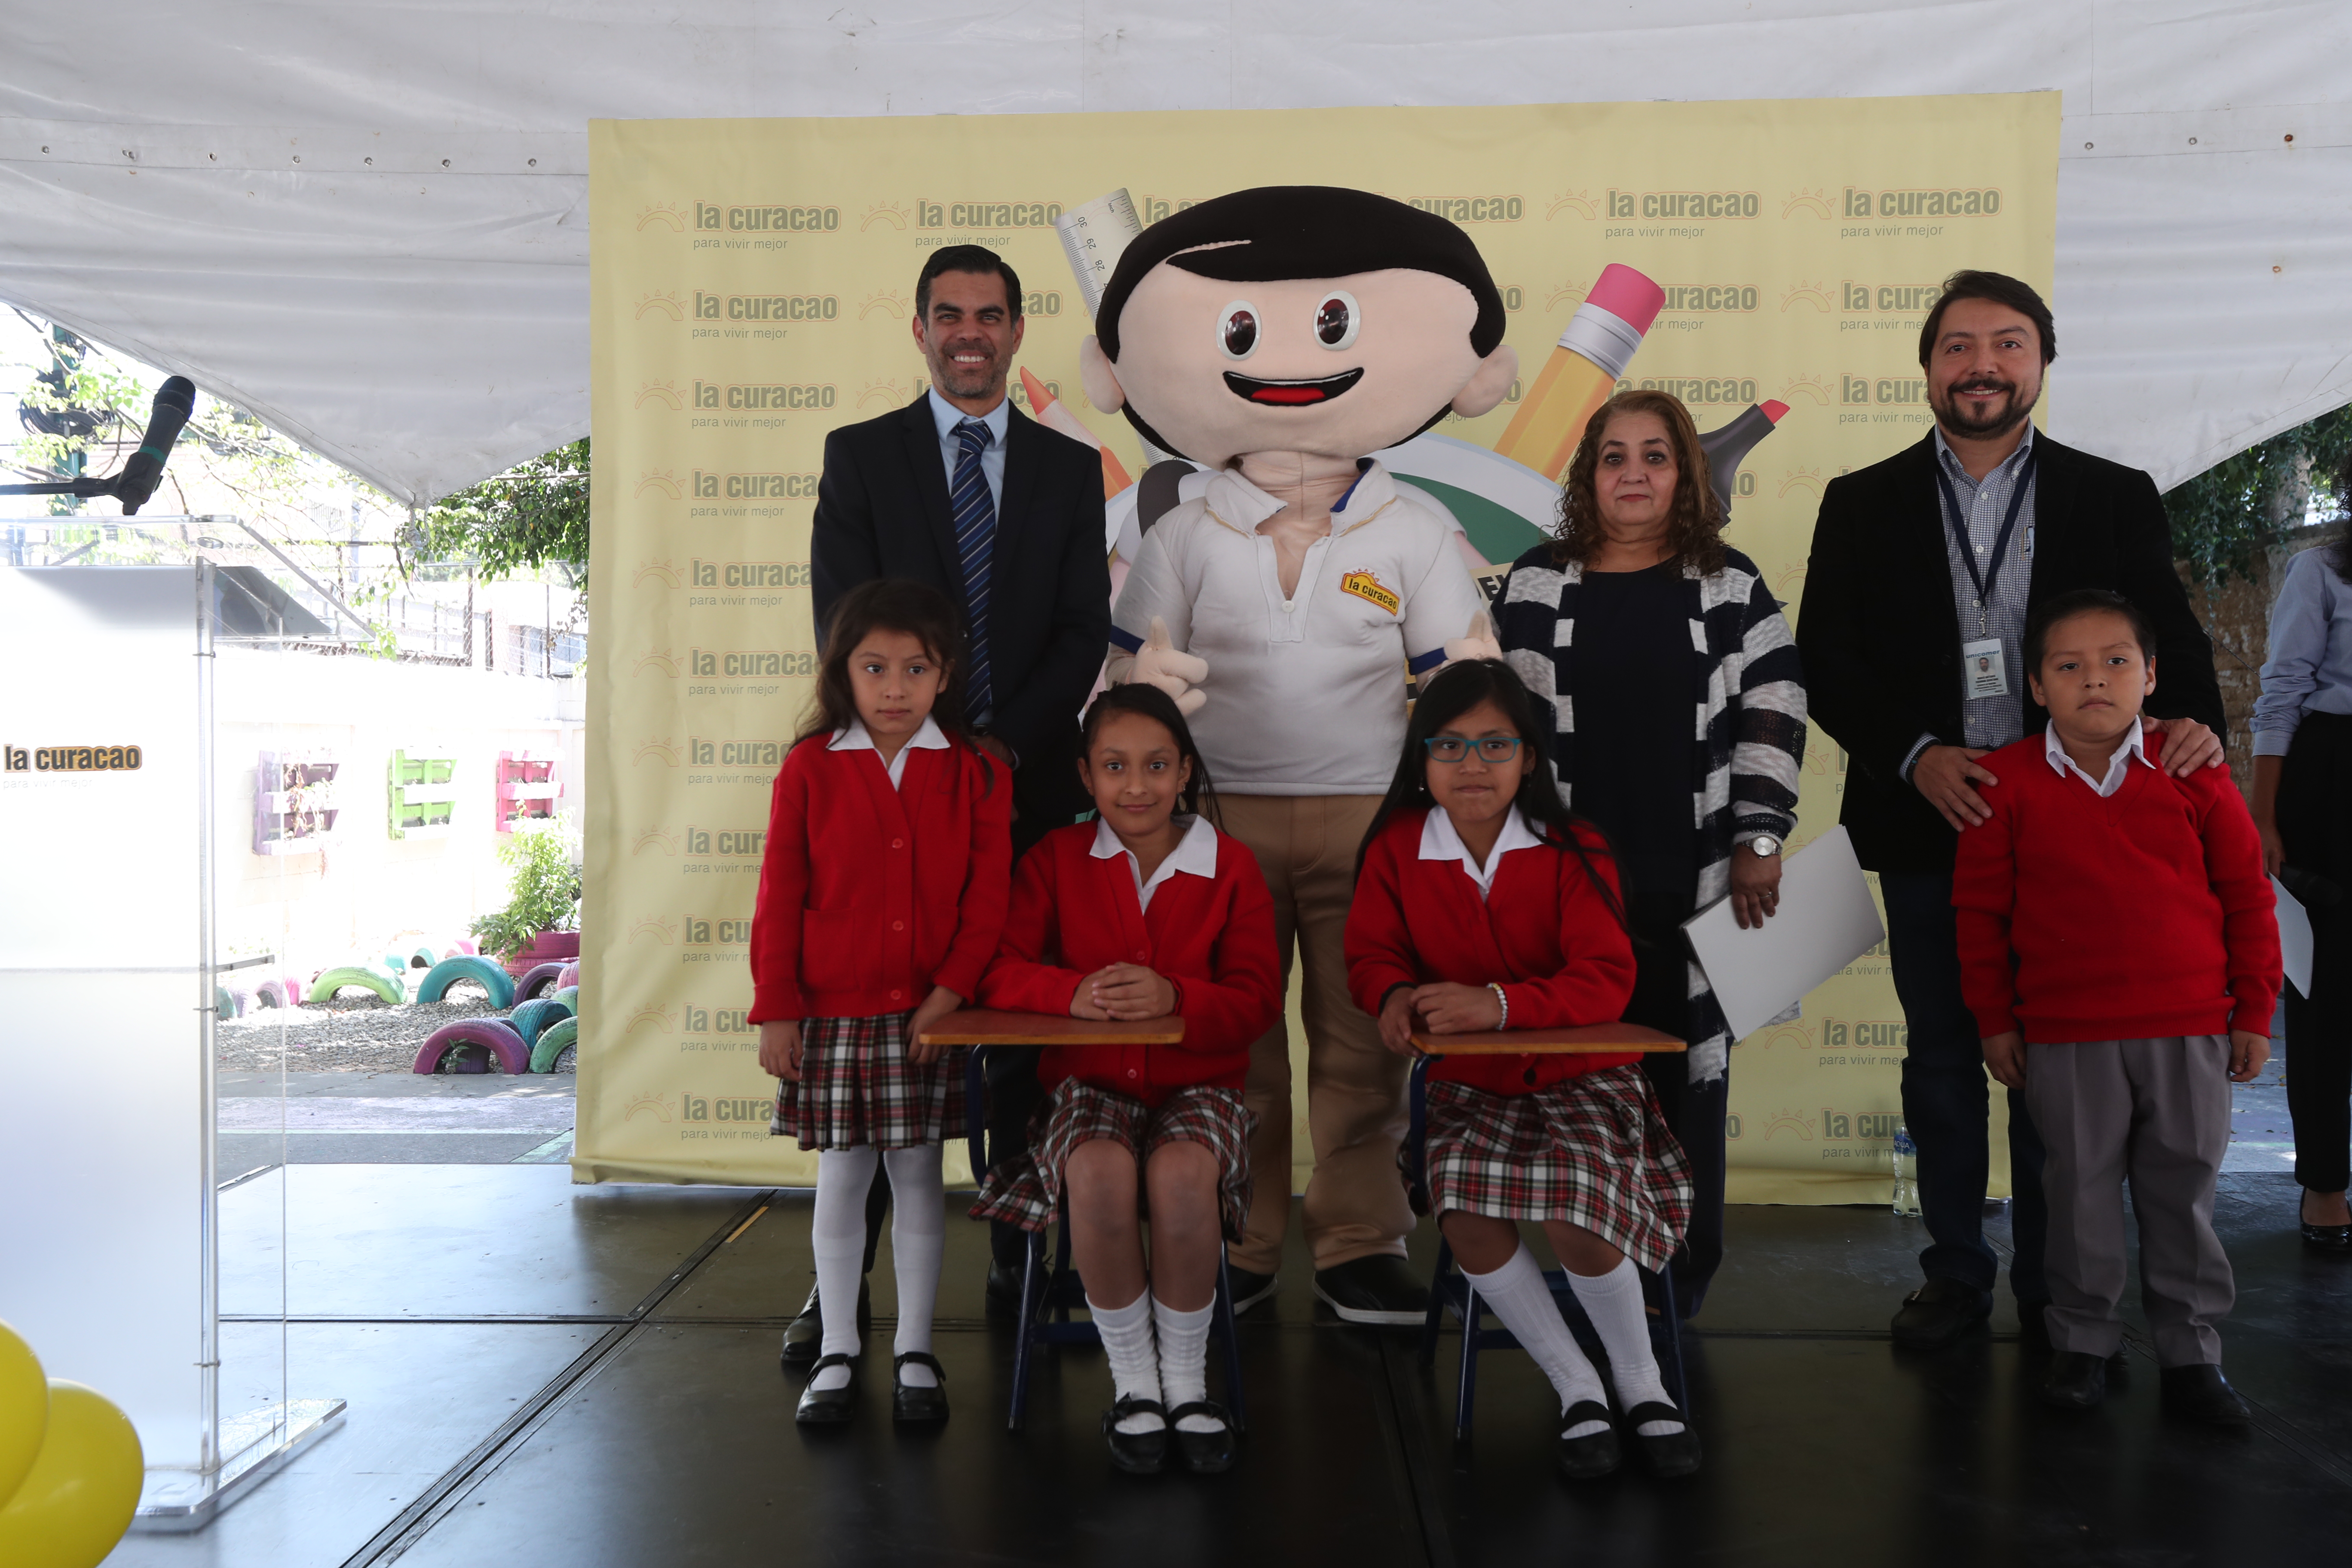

{"left": 1090, "top": 812, "right": 1219, "bottom": 913}
{"left": 1418, "top": 804, "right": 1545, "bottom": 900}
{"left": 926, "top": 388, "right": 1009, "bottom": 512}
{"left": 2042, "top": 721, "right": 2147, "bottom": 799}
{"left": 828, "top": 714, "right": 950, "bottom": 790}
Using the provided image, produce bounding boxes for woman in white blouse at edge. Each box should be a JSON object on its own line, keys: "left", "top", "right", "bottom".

{"left": 2251, "top": 514, "right": 2352, "bottom": 1250}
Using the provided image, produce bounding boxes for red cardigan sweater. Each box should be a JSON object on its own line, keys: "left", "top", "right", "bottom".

{"left": 979, "top": 821, "right": 1281, "bottom": 1107}
{"left": 1345, "top": 810, "right": 1639, "bottom": 1093}
{"left": 1953, "top": 735, "right": 2281, "bottom": 1044}
{"left": 747, "top": 734, "right": 1011, "bottom": 1023}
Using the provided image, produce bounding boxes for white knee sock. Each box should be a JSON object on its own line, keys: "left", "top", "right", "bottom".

{"left": 1152, "top": 1297, "right": 1222, "bottom": 1433}
{"left": 1567, "top": 1256, "right": 1682, "bottom": 1436}
{"left": 809, "top": 1147, "right": 879, "bottom": 1390}
{"left": 883, "top": 1144, "right": 944, "bottom": 1387}
{"left": 1088, "top": 1291, "right": 1165, "bottom": 1434}
{"left": 1462, "top": 1243, "right": 1609, "bottom": 1438}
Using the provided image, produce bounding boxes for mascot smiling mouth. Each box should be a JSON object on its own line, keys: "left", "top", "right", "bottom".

{"left": 1222, "top": 368, "right": 1364, "bottom": 405}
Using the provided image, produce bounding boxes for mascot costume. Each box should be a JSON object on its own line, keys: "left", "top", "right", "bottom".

{"left": 1078, "top": 187, "right": 1514, "bottom": 1315}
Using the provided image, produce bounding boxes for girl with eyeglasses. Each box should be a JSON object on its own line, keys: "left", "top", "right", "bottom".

{"left": 1343, "top": 658, "right": 1699, "bottom": 1480}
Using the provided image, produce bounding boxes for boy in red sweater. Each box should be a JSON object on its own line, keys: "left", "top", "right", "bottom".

{"left": 1954, "top": 589, "right": 2280, "bottom": 1425}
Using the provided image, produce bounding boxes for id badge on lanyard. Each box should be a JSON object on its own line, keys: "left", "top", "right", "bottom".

{"left": 1938, "top": 451, "right": 2037, "bottom": 702}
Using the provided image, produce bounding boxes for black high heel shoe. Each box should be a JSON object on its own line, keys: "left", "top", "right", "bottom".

{"left": 2300, "top": 1191, "right": 2352, "bottom": 1251}
{"left": 1102, "top": 1396, "right": 1168, "bottom": 1474}
{"left": 1555, "top": 1400, "right": 1621, "bottom": 1480}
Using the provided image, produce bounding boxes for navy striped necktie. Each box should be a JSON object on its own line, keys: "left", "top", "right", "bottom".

{"left": 950, "top": 416, "right": 996, "bottom": 723}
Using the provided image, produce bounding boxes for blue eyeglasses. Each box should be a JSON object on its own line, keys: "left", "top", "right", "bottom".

{"left": 1423, "top": 736, "right": 1526, "bottom": 763}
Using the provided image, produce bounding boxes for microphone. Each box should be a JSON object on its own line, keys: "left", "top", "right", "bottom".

{"left": 113, "top": 376, "right": 196, "bottom": 515}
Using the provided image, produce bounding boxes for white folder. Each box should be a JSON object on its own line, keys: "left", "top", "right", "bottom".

{"left": 2274, "top": 875, "right": 2314, "bottom": 1000}
{"left": 1681, "top": 825, "right": 1886, "bottom": 1041}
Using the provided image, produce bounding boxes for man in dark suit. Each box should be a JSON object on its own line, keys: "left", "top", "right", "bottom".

{"left": 782, "top": 245, "right": 1109, "bottom": 1359}
{"left": 1799, "top": 271, "right": 2226, "bottom": 1351}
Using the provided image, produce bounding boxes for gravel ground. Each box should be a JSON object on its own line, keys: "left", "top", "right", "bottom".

{"left": 215, "top": 990, "right": 573, "bottom": 1075}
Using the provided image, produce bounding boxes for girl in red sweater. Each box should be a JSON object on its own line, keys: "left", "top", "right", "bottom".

{"left": 1345, "top": 659, "right": 1697, "bottom": 1480}
{"left": 749, "top": 579, "right": 1012, "bottom": 1428}
{"left": 973, "top": 684, "right": 1280, "bottom": 1476}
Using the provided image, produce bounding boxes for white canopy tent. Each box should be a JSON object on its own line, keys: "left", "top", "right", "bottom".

{"left": 2, "top": 1, "right": 2346, "bottom": 504}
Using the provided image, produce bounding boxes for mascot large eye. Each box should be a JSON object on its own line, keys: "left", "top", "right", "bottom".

{"left": 1314, "top": 291, "right": 1361, "bottom": 350}
{"left": 1218, "top": 300, "right": 1260, "bottom": 360}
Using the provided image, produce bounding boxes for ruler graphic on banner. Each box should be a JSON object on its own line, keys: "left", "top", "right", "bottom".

{"left": 585, "top": 95, "right": 2059, "bottom": 1200}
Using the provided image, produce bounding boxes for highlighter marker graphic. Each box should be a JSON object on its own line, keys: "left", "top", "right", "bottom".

{"left": 1699, "top": 400, "right": 1790, "bottom": 521}
{"left": 1493, "top": 263, "right": 1666, "bottom": 481}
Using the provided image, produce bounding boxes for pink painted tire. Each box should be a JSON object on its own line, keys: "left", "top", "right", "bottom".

{"left": 444, "top": 937, "right": 478, "bottom": 958}
{"left": 556, "top": 961, "right": 580, "bottom": 992}
{"left": 413, "top": 1020, "right": 529, "bottom": 1075}
{"left": 514, "top": 962, "right": 567, "bottom": 1002}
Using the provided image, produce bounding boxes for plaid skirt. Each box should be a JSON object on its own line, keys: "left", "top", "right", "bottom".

{"left": 1418, "top": 1066, "right": 1694, "bottom": 1274}
{"left": 770, "top": 1011, "right": 966, "bottom": 1151}
{"left": 969, "top": 1079, "right": 1255, "bottom": 1243}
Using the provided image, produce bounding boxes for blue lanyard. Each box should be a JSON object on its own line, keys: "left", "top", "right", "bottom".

{"left": 1934, "top": 447, "right": 2037, "bottom": 637}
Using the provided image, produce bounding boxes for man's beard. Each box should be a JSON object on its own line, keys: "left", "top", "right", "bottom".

{"left": 928, "top": 338, "right": 1003, "bottom": 399}
{"left": 1930, "top": 375, "right": 2039, "bottom": 441}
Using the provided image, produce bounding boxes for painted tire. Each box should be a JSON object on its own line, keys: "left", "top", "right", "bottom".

{"left": 444, "top": 937, "right": 479, "bottom": 958}
{"left": 415, "top": 956, "right": 518, "bottom": 1009}
{"left": 413, "top": 1019, "right": 529, "bottom": 1075}
{"left": 256, "top": 979, "right": 294, "bottom": 1008}
{"left": 529, "top": 1017, "right": 579, "bottom": 1074}
{"left": 506, "top": 997, "right": 563, "bottom": 1047}
{"left": 226, "top": 983, "right": 256, "bottom": 1017}
{"left": 215, "top": 984, "right": 240, "bottom": 1020}
{"left": 309, "top": 966, "right": 404, "bottom": 1005}
{"left": 514, "top": 962, "right": 566, "bottom": 1002}
{"left": 548, "top": 986, "right": 579, "bottom": 1018}
{"left": 405, "top": 942, "right": 438, "bottom": 969}
{"left": 556, "top": 961, "right": 581, "bottom": 992}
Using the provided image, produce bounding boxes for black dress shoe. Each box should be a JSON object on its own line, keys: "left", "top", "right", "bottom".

{"left": 1102, "top": 1396, "right": 1168, "bottom": 1474}
{"left": 2299, "top": 1193, "right": 2352, "bottom": 1251}
{"left": 2043, "top": 1351, "right": 2108, "bottom": 1409}
{"left": 2160, "top": 1363, "right": 2251, "bottom": 1427}
{"left": 794, "top": 1354, "right": 858, "bottom": 1425}
{"left": 1625, "top": 1402, "right": 1701, "bottom": 1477}
{"left": 891, "top": 1352, "right": 949, "bottom": 1424}
{"left": 781, "top": 1278, "right": 872, "bottom": 1368}
{"left": 1312, "top": 1255, "right": 1427, "bottom": 1326}
{"left": 1554, "top": 1401, "right": 1621, "bottom": 1480}
{"left": 1166, "top": 1400, "right": 1237, "bottom": 1473}
{"left": 985, "top": 1259, "right": 1026, "bottom": 1319}
{"left": 1890, "top": 1277, "right": 1993, "bottom": 1349}
{"left": 1225, "top": 1267, "right": 1279, "bottom": 1314}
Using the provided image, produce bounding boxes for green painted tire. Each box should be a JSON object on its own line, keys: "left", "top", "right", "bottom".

{"left": 506, "top": 997, "right": 563, "bottom": 1047}
{"left": 529, "top": 1017, "right": 579, "bottom": 1074}
{"left": 416, "top": 955, "right": 518, "bottom": 1009}
{"left": 309, "top": 966, "right": 404, "bottom": 1005}
{"left": 548, "top": 986, "right": 579, "bottom": 1018}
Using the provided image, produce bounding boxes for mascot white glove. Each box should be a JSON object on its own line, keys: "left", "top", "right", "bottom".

{"left": 1133, "top": 616, "right": 1209, "bottom": 716}
{"left": 1438, "top": 610, "right": 1501, "bottom": 672}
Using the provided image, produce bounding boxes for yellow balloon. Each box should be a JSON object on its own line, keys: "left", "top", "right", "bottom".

{"left": 0, "top": 1321, "right": 45, "bottom": 1512}
{"left": 0, "top": 1381, "right": 144, "bottom": 1568}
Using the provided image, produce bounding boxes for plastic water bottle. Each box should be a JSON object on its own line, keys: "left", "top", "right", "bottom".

{"left": 1890, "top": 1124, "right": 1922, "bottom": 1217}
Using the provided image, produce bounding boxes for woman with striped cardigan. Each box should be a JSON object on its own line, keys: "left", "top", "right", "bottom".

{"left": 1494, "top": 388, "right": 1808, "bottom": 1315}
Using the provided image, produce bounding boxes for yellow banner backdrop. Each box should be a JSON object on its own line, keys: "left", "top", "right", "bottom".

{"left": 582, "top": 95, "right": 2059, "bottom": 1199}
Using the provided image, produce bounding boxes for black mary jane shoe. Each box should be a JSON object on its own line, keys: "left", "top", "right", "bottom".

{"left": 1102, "top": 1396, "right": 1169, "bottom": 1474}
{"left": 892, "top": 1352, "right": 949, "bottom": 1424}
{"left": 2299, "top": 1193, "right": 2352, "bottom": 1252}
{"left": 794, "top": 1354, "right": 858, "bottom": 1426}
{"left": 1166, "top": 1401, "right": 1237, "bottom": 1474}
{"left": 1624, "top": 1402, "right": 1702, "bottom": 1478}
{"left": 1554, "top": 1400, "right": 1621, "bottom": 1481}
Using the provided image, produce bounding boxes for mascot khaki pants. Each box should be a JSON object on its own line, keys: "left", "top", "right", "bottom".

{"left": 1221, "top": 793, "right": 1414, "bottom": 1275}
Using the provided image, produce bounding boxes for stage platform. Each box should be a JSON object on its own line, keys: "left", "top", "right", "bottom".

{"left": 104, "top": 1169, "right": 2352, "bottom": 1568}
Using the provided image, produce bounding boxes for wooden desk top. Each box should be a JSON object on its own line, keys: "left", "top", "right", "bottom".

{"left": 916, "top": 1009, "right": 1185, "bottom": 1047}
{"left": 1410, "top": 1022, "right": 1687, "bottom": 1056}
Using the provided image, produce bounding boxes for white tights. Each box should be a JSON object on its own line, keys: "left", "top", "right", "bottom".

{"left": 808, "top": 1144, "right": 944, "bottom": 1392}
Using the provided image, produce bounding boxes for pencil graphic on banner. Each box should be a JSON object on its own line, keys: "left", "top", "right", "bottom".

{"left": 1053, "top": 190, "right": 1145, "bottom": 320}
{"left": 1494, "top": 264, "right": 1666, "bottom": 481}
{"left": 1020, "top": 367, "right": 1134, "bottom": 499}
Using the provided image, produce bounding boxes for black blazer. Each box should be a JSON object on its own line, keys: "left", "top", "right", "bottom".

{"left": 1796, "top": 432, "right": 2224, "bottom": 876}
{"left": 811, "top": 397, "right": 1109, "bottom": 767}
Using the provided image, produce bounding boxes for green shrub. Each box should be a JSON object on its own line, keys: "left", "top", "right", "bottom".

{"left": 471, "top": 815, "right": 581, "bottom": 960}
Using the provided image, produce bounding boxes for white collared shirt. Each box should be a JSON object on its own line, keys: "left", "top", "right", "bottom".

{"left": 1419, "top": 805, "right": 1545, "bottom": 901}
{"left": 926, "top": 388, "right": 1010, "bottom": 512}
{"left": 1090, "top": 812, "right": 1219, "bottom": 913}
{"left": 828, "top": 714, "right": 950, "bottom": 790}
{"left": 2043, "top": 722, "right": 2147, "bottom": 799}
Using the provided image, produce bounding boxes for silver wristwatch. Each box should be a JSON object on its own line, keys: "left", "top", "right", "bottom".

{"left": 1746, "top": 834, "right": 1783, "bottom": 858}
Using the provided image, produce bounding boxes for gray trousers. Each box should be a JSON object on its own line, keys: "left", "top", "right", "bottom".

{"left": 2021, "top": 1036, "right": 2235, "bottom": 1366}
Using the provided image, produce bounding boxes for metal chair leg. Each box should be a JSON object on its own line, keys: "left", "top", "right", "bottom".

{"left": 1454, "top": 1281, "right": 1482, "bottom": 1443}
{"left": 1008, "top": 1226, "right": 1046, "bottom": 1433}
{"left": 1213, "top": 1246, "right": 1248, "bottom": 1431}
{"left": 1420, "top": 1237, "right": 1452, "bottom": 1367}
{"left": 1648, "top": 1265, "right": 1688, "bottom": 1411}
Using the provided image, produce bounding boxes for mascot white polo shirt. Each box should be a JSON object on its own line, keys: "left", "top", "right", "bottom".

{"left": 1110, "top": 459, "right": 1487, "bottom": 796}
